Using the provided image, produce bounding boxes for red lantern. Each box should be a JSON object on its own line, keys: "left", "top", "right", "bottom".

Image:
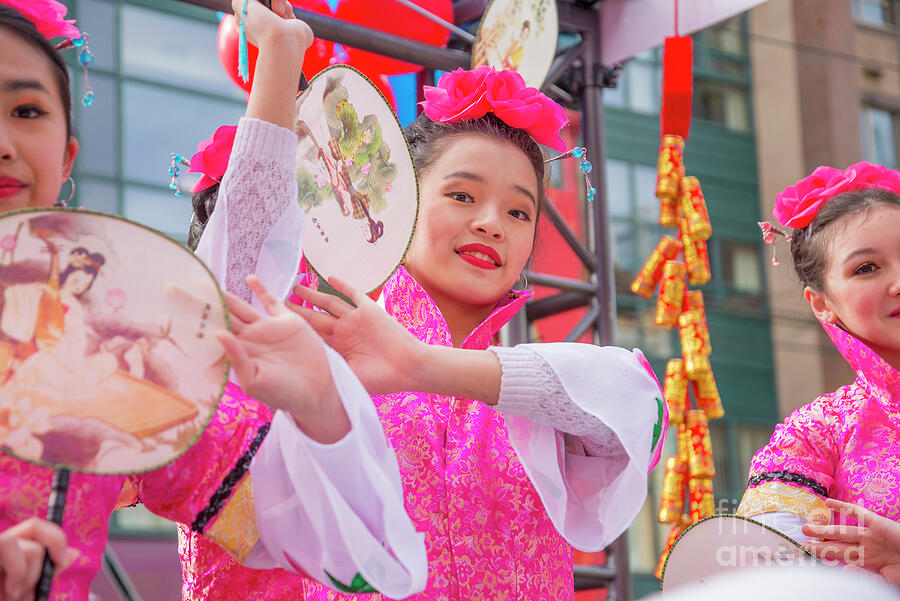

{"left": 217, "top": 14, "right": 258, "bottom": 94}
{"left": 337, "top": 0, "right": 453, "bottom": 76}
{"left": 218, "top": 1, "right": 337, "bottom": 93}
{"left": 370, "top": 74, "right": 397, "bottom": 113}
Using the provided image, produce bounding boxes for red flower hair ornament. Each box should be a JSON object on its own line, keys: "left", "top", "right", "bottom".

{"left": 187, "top": 125, "right": 238, "bottom": 194}
{"left": 3, "top": 0, "right": 80, "bottom": 40}
{"left": 773, "top": 161, "right": 900, "bottom": 229}
{"left": 421, "top": 66, "right": 568, "bottom": 152}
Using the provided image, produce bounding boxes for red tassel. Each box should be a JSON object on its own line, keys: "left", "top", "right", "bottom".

{"left": 661, "top": 36, "right": 693, "bottom": 139}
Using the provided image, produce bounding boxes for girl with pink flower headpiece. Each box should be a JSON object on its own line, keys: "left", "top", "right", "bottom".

{"left": 0, "top": 0, "right": 429, "bottom": 598}
{"left": 194, "top": 42, "right": 668, "bottom": 596}
{"left": 736, "top": 161, "right": 900, "bottom": 586}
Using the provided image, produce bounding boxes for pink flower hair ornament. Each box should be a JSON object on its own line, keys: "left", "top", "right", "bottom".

{"left": 421, "top": 66, "right": 569, "bottom": 152}
{"left": 187, "top": 125, "right": 238, "bottom": 194}
{"left": 2, "top": 0, "right": 80, "bottom": 40}
{"left": 772, "top": 161, "right": 900, "bottom": 229}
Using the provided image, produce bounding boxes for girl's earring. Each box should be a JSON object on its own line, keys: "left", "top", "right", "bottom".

{"left": 56, "top": 176, "right": 76, "bottom": 208}
{"left": 520, "top": 273, "right": 529, "bottom": 289}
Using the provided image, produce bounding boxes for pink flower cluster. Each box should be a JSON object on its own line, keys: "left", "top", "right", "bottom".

{"left": 421, "top": 66, "right": 569, "bottom": 152}
{"left": 187, "top": 125, "right": 237, "bottom": 193}
{"left": 773, "top": 161, "right": 900, "bottom": 229}
{"left": 5, "top": 0, "right": 80, "bottom": 40}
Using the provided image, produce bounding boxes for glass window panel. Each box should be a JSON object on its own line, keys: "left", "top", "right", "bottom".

{"left": 603, "top": 72, "right": 626, "bottom": 108}
{"left": 109, "top": 505, "right": 175, "bottom": 536}
{"left": 856, "top": 0, "right": 893, "bottom": 23}
{"left": 736, "top": 424, "right": 776, "bottom": 485}
{"left": 122, "top": 82, "right": 243, "bottom": 185}
{"left": 612, "top": 219, "right": 637, "bottom": 274}
{"left": 721, "top": 241, "right": 762, "bottom": 293}
{"left": 124, "top": 185, "right": 191, "bottom": 240}
{"left": 709, "top": 56, "right": 746, "bottom": 77}
{"left": 121, "top": 5, "right": 244, "bottom": 98}
{"left": 78, "top": 178, "right": 119, "bottom": 214}
{"left": 708, "top": 422, "right": 733, "bottom": 509}
{"left": 615, "top": 304, "right": 641, "bottom": 349}
{"left": 627, "top": 497, "right": 658, "bottom": 573}
{"left": 870, "top": 107, "right": 897, "bottom": 168}
{"left": 693, "top": 81, "right": 749, "bottom": 132}
{"left": 704, "top": 17, "right": 745, "bottom": 54}
{"left": 76, "top": 73, "right": 117, "bottom": 177}
{"left": 641, "top": 305, "right": 674, "bottom": 357}
{"left": 627, "top": 62, "right": 660, "bottom": 114}
{"left": 634, "top": 164, "right": 660, "bottom": 219}
{"left": 78, "top": 0, "right": 117, "bottom": 71}
{"left": 605, "top": 159, "right": 632, "bottom": 218}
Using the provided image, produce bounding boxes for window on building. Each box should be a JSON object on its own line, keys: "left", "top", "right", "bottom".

{"left": 860, "top": 105, "right": 899, "bottom": 168}
{"left": 720, "top": 240, "right": 763, "bottom": 294}
{"left": 852, "top": 0, "right": 894, "bottom": 25}
{"left": 693, "top": 81, "right": 750, "bottom": 132}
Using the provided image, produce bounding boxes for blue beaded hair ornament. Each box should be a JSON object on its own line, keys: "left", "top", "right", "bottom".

{"left": 56, "top": 34, "right": 96, "bottom": 107}
{"left": 543, "top": 147, "right": 596, "bottom": 202}
{"left": 167, "top": 153, "right": 192, "bottom": 198}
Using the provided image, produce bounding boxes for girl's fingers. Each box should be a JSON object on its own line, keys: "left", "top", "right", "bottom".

{"left": 246, "top": 275, "right": 285, "bottom": 317}
{"left": 216, "top": 331, "right": 255, "bottom": 388}
{"left": 802, "top": 523, "right": 866, "bottom": 543}
{"left": 13, "top": 519, "right": 68, "bottom": 568}
{"left": 327, "top": 276, "right": 367, "bottom": 306}
{"left": 291, "top": 284, "right": 351, "bottom": 317}
{"left": 275, "top": 0, "right": 295, "bottom": 19}
{"left": 224, "top": 291, "right": 261, "bottom": 327}
{"left": 825, "top": 498, "right": 874, "bottom": 527}
{"left": 805, "top": 540, "right": 860, "bottom": 563}
{"left": 284, "top": 302, "right": 336, "bottom": 337}
{"left": 0, "top": 537, "right": 27, "bottom": 599}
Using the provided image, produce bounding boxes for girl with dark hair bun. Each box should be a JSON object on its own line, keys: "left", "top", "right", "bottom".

{"left": 0, "top": 1, "right": 428, "bottom": 598}
{"left": 204, "top": 63, "right": 667, "bottom": 600}
{"left": 737, "top": 162, "right": 900, "bottom": 586}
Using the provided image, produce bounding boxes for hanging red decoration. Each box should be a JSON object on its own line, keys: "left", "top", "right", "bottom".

{"left": 336, "top": 0, "right": 453, "bottom": 76}
{"left": 660, "top": 35, "right": 693, "bottom": 139}
{"left": 217, "top": 1, "right": 338, "bottom": 93}
{"left": 217, "top": 14, "right": 258, "bottom": 94}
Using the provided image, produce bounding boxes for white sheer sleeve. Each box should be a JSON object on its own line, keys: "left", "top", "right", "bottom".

{"left": 194, "top": 117, "right": 304, "bottom": 308}
{"left": 489, "top": 343, "right": 666, "bottom": 551}
{"left": 245, "top": 345, "right": 427, "bottom": 599}
{"left": 751, "top": 512, "right": 814, "bottom": 544}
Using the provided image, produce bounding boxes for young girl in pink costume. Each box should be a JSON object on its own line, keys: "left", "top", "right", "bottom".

{"left": 0, "top": 1, "right": 427, "bottom": 598}
{"left": 737, "top": 162, "right": 900, "bottom": 557}
{"left": 185, "top": 59, "right": 669, "bottom": 600}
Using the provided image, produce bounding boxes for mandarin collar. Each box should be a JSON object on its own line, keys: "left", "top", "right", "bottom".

{"left": 382, "top": 266, "right": 533, "bottom": 349}
{"left": 821, "top": 320, "right": 900, "bottom": 405}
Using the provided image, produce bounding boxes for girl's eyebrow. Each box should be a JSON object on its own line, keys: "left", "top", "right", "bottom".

{"left": 444, "top": 171, "right": 536, "bottom": 206}
{"left": 3, "top": 78, "right": 50, "bottom": 94}
{"left": 843, "top": 247, "right": 877, "bottom": 265}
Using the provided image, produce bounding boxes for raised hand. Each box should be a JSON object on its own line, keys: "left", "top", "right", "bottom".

{"left": 217, "top": 275, "right": 349, "bottom": 443}
{"left": 0, "top": 518, "right": 78, "bottom": 601}
{"left": 287, "top": 278, "right": 425, "bottom": 396}
{"left": 803, "top": 498, "right": 900, "bottom": 589}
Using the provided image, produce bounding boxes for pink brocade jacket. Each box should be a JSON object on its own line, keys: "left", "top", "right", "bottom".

{"left": 0, "top": 387, "right": 271, "bottom": 601}
{"left": 737, "top": 321, "right": 900, "bottom": 526}
{"left": 178, "top": 266, "right": 575, "bottom": 601}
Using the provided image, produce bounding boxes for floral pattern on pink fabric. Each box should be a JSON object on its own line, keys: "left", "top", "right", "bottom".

{"left": 300, "top": 266, "right": 574, "bottom": 601}
{"left": 740, "top": 321, "right": 900, "bottom": 527}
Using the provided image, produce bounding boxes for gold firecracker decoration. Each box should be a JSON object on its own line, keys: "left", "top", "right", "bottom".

{"left": 692, "top": 370, "right": 724, "bottom": 420}
{"left": 689, "top": 477, "right": 716, "bottom": 521}
{"left": 663, "top": 359, "right": 688, "bottom": 425}
{"left": 633, "top": 146, "right": 726, "bottom": 580}
{"left": 680, "top": 176, "right": 712, "bottom": 241}
{"left": 655, "top": 261, "right": 687, "bottom": 328}
{"left": 685, "top": 409, "right": 715, "bottom": 479}
{"left": 679, "top": 310, "right": 711, "bottom": 378}
{"left": 680, "top": 221, "right": 711, "bottom": 286}
{"left": 630, "top": 235, "right": 683, "bottom": 298}
{"left": 656, "top": 135, "right": 685, "bottom": 227}
{"left": 658, "top": 456, "right": 688, "bottom": 524}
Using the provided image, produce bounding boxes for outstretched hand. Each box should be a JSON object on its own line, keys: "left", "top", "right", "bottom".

{"left": 803, "top": 498, "right": 900, "bottom": 589}
{"left": 287, "top": 278, "right": 424, "bottom": 396}
{"left": 0, "top": 518, "right": 78, "bottom": 601}
{"left": 218, "top": 275, "right": 349, "bottom": 443}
